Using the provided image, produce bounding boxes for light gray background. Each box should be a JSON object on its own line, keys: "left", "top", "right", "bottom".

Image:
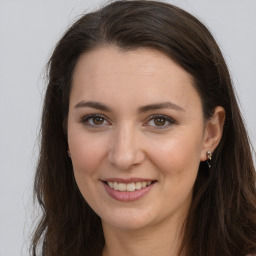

{"left": 0, "top": 0, "right": 255, "bottom": 255}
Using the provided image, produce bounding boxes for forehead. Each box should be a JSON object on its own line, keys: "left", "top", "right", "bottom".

{"left": 70, "top": 46, "right": 202, "bottom": 113}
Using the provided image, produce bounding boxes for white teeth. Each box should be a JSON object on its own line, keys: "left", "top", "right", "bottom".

{"left": 108, "top": 181, "right": 114, "bottom": 188}
{"left": 127, "top": 183, "right": 136, "bottom": 192}
{"left": 113, "top": 182, "right": 119, "bottom": 190}
{"left": 135, "top": 182, "right": 142, "bottom": 190}
{"left": 118, "top": 183, "right": 127, "bottom": 192}
{"left": 107, "top": 181, "right": 153, "bottom": 192}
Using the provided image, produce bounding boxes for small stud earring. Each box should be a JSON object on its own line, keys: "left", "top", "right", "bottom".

{"left": 206, "top": 151, "right": 212, "bottom": 168}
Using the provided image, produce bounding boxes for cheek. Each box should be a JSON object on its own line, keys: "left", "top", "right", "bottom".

{"left": 68, "top": 130, "right": 109, "bottom": 208}
{"left": 68, "top": 129, "right": 108, "bottom": 176}
{"left": 148, "top": 130, "right": 203, "bottom": 177}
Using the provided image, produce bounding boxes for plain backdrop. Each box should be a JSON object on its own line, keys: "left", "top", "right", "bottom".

{"left": 0, "top": 0, "right": 255, "bottom": 255}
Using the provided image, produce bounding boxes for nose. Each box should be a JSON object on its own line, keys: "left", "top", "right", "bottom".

{"left": 107, "top": 125, "right": 145, "bottom": 170}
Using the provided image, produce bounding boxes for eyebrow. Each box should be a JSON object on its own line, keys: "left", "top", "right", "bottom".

{"left": 75, "top": 101, "right": 111, "bottom": 112}
{"left": 138, "top": 102, "right": 185, "bottom": 113}
{"left": 74, "top": 101, "right": 185, "bottom": 113}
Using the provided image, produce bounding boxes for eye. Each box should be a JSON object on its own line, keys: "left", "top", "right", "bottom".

{"left": 146, "top": 115, "right": 175, "bottom": 128}
{"left": 81, "top": 114, "right": 110, "bottom": 128}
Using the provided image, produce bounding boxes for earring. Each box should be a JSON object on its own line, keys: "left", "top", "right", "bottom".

{"left": 206, "top": 151, "right": 212, "bottom": 168}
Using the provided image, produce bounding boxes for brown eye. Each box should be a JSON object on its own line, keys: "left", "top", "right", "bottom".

{"left": 81, "top": 114, "right": 109, "bottom": 128}
{"left": 154, "top": 118, "right": 166, "bottom": 126}
{"left": 146, "top": 115, "right": 175, "bottom": 129}
{"left": 93, "top": 117, "right": 104, "bottom": 125}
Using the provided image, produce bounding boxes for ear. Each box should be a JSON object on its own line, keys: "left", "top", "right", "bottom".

{"left": 200, "top": 106, "right": 225, "bottom": 161}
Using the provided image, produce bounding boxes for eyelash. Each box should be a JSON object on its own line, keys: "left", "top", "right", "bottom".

{"left": 81, "top": 114, "right": 175, "bottom": 129}
{"left": 145, "top": 114, "right": 176, "bottom": 129}
{"left": 81, "top": 114, "right": 110, "bottom": 128}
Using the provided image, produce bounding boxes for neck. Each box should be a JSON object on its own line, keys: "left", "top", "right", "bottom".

{"left": 102, "top": 214, "right": 186, "bottom": 256}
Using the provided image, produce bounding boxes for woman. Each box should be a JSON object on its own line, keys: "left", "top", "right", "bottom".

{"left": 31, "top": 1, "right": 256, "bottom": 255}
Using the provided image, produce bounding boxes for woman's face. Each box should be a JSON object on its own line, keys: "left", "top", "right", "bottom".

{"left": 67, "top": 46, "right": 209, "bottom": 231}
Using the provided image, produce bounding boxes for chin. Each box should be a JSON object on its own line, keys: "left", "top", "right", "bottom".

{"left": 101, "top": 208, "right": 155, "bottom": 231}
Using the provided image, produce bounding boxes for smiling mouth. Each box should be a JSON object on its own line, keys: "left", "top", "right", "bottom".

{"left": 103, "top": 180, "right": 157, "bottom": 192}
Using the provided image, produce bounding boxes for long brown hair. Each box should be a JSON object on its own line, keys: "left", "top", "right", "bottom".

{"left": 31, "top": 1, "right": 256, "bottom": 255}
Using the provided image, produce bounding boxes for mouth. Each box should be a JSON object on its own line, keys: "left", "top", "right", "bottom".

{"left": 102, "top": 180, "right": 157, "bottom": 192}
{"left": 101, "top": 179, "right": 157, "bottom": 202}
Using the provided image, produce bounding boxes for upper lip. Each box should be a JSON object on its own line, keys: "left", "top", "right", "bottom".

{"left": 102, "top": 178, "right": 157, "bottom": 183}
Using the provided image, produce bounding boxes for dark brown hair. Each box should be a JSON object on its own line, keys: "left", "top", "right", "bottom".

{"left": 31, "top": 1, "right": 256, "bottom": 255}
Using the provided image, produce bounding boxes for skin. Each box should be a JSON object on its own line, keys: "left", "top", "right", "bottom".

{"left": 67, "top": 46, "right": 225, "bottom": 256}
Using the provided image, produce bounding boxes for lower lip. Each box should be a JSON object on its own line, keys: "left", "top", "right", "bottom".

{"left": 102, "top": 182, "right": 155, "bottom": 202}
